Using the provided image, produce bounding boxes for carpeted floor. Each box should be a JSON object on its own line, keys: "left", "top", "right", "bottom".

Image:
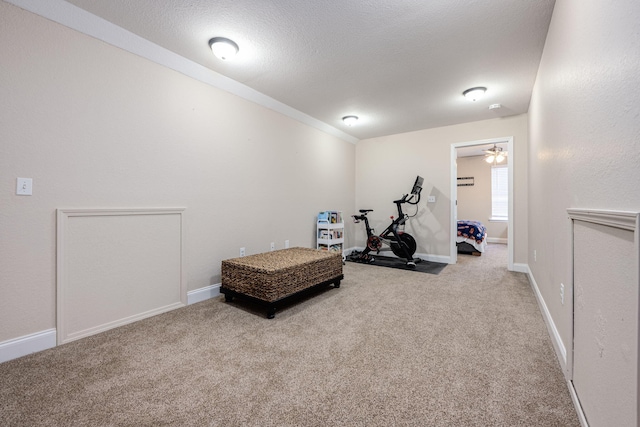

{"left": 0, "top": 244, "right": 580, "bottom": 426}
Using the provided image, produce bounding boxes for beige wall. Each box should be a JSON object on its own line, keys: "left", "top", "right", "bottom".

{"left": 0, "top": 3, "right": 356, "bottom": 342}
{"left": 456, "top": 156, "right": 508, "bottom": 240}
{"left": 355, "top": 114, "right": 528, "bottom": 263}
{"left": 529, "top": 0, "right": 640, "bottom": 423}
{"left": 529, "top": 0, "right": 640, "bottom": 360}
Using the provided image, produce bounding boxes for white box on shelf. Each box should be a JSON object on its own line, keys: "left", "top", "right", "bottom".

{"left": 317, "top": 211, "right": 344, "bottom": 256}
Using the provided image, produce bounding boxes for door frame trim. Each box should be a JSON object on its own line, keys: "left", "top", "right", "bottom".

{"left": 450, "top": 136, "right": 514, "bottom": 270}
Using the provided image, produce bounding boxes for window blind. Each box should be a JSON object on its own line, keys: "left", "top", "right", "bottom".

{"left": 491, "top": 165, "right": 508, "bottom": 219}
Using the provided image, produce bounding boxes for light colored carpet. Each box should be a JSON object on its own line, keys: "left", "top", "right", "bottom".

{"left": 0, "top": 244, "right": 579, "bottom": 426}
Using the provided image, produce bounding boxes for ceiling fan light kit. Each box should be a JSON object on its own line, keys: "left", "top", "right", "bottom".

{"left": 484, "top": 144, "right": 507, "bottom": 164}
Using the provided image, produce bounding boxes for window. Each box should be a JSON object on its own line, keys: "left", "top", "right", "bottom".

{"left": 491, "top": 165, "right": 508, "bottom": 220}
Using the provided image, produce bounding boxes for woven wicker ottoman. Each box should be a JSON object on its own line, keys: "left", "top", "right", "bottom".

{"left": 221, "top": 247, "right": 343, "bottom": 318}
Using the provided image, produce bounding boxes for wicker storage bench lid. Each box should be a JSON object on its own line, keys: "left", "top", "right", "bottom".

{"left": 221, "top": 247, "right": 342, "bottom": 302}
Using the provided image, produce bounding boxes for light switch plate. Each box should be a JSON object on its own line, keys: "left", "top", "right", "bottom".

{"left": 16, "top": 178, "right": 33, "bottom": 195}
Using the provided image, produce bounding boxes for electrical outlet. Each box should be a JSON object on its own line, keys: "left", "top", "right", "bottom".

{"left": 560, "top": 283, "right": 564, "bottom": 305}
{"left": 427, "top": 195, "right": 436, "bottom": 203}
{"left": 270, "top": 242, "right": 275, "bottom": 251}
{"left": 534, "top": 250, "right": 537, "bottom": 262}
{"left": 240, "top": 247, "right": 245, "bottom": 257}
{"left": 285, "top": 240, "right": 290, "bottom": 249}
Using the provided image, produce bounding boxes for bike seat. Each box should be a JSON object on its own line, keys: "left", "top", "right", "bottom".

{"left": 359, "top": 209, "right": 373, "bottom": 213}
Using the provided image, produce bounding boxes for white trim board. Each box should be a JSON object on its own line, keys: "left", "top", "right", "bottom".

{"left": 0, "top": 281, "right": 220, "bottom": 365}
{"left": 567, "top": 379, "right": 590, "bottom": 427}
{"left": 567, "top": 208, "right": 639, "bottom": 427}
{"left": 511, "top": 263, "right": 528, "bottom": 274}
{"left": 416, "top": 252, "right": 451, "bottom": 265}
{"left": 487, "top": 237, "right": 508, "bottom": 244}
{"left": 450, "top": 137, "right": 515, "bottom": 271}
{"left": 525, "top": 265, "right": 568, "bottom": 369}
{"left": 525, "top": 264, "right": 589, "bottom": 423}
{"left": 5, "top": 0, "right": 357, "bottom": 145}
{"left": 0, "top": 329, "right": 56, "bottom": 364}
{"left": 0, "top": 284, "right": 221, "bottom": 364}
{"left": 187, "top": 284, "right": 221, "bottom": 305}
{"left": 567, "top": 208, "right": 638, "bottom": 231}
{"left": 57, "top": 208, "right": 187, "bottom": 345}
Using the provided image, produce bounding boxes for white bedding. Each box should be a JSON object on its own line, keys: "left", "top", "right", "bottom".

{"left": 456, "top": 234, "right": 487, "bottom": 253}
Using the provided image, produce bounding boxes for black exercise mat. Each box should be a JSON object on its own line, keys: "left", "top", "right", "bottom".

{"left": 347, "top": 255, "right": 447, "bottom": 275}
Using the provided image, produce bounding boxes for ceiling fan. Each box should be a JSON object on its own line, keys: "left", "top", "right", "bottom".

{"left": 484, "top": 144, "right": 507, "bottom": 164}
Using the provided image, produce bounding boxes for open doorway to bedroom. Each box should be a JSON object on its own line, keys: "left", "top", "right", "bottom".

{"left": 450, "top": 137, "right": 514, "bottom": 270}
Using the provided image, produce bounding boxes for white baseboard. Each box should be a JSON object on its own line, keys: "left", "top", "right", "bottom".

{"left": 416, "top": 252, "right": 451, "bottom": 264}
{"left": 512, "top": 262, "right": 528, "bottom": 273}
{"left": 567, "top": 379, "right": 590, "bottom": 427}
{"left": 525, "top": 266, "right": 567, "bottom": 368}
{"left": 525, "top": 267, "right": 588, "bottom": 424}
{"left": 187, "top": 284, "right": 221, "bottom": 305}
{"left": 487, "top": 237, "right": 508, "bottom": 244}
{"left": 0, "top": 284, "right": 221, "bottom": 364}
{"left": 0, "top": 329, "right": 56, "bottom": 364}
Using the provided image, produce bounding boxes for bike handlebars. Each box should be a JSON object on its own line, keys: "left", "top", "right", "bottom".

{"left": 354, "top": 187, "right": 420, "bottom": 223}
{"left": 393, "top": 193, "right": 419, "bottom": 205}
{"left": 402, "top": 192, "right": 421, "bottom": 205}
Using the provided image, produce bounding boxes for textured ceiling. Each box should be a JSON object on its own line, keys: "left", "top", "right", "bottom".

{"left": 63, "top": 0, "right": 555, "bottom": 140}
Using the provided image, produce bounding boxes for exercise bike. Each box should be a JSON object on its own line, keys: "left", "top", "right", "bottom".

{"left": 349, "top": 176, "right": 423, "bottom": 268}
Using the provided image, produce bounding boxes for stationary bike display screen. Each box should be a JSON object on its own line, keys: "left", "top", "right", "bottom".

{"left": 411, "top": 176, "right": 424, "bottom": 196}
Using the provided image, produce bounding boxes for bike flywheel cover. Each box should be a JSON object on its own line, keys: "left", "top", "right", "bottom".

{"left": 367, "top": 235, "right": 382, "bottom": 251}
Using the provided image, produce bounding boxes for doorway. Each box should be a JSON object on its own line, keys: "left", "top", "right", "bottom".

{"left": 449, "top": 137, "right": 514, "bottom": 270}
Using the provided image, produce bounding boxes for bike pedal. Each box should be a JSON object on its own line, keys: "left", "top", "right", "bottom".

{"left": 406, "top": 261, "right": 416, "bottom": 268}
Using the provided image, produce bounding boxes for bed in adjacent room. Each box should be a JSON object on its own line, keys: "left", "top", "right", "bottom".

{"left": 457, "top": 220, "right": 487, "bottom": 255}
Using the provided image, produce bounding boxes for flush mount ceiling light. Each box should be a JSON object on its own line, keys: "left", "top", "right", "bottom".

{"left": 463, "top": 86, "right": 487, "bottom": 102}
{"left": 342, "top": 115, "right": 359, "bottom": 126}
{"left": 208, "top": 37, "right": 239, "bottom": 60}
{"left": 484, "top": 144, "right": 507, "bottom": 164}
